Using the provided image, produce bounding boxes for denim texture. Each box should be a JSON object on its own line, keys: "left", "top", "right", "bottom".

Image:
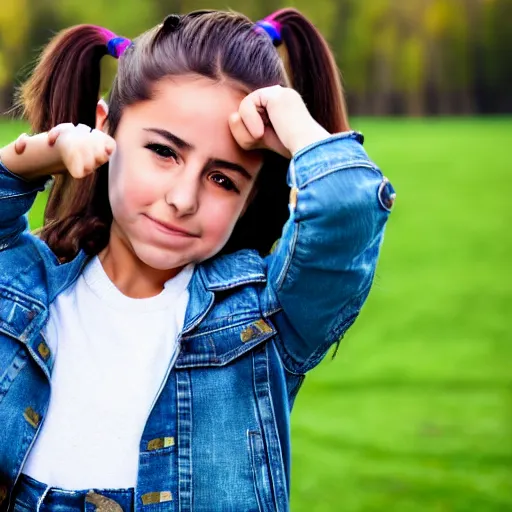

{"left": 0, "top": 132, "right": 394, "bottom": 511}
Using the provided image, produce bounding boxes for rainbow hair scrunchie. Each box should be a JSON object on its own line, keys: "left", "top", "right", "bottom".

{"left": 96, "top": 27, "right": 132, "bottom": 59}
{"left": 107, "top": 36, "right": 132, "bottom": 58}
{"left": 255, "top": 17, "right": 282, "bottom": 46}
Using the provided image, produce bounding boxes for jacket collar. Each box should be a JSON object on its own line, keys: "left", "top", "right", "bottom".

{"left": 0, "top": 246, "right": 267, "bottom": 343}
{"left": 181, "top": 249, "right": 267, "bottom": 336}
{"left": 198, "top": 249, "right": 267, "bottom": 291}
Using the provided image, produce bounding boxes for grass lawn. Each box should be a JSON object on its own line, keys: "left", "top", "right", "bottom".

{"left": 1, "top": 117, "right": 511, "bottom": 511}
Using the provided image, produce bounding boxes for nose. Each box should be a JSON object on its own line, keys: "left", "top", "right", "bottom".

{"left": 164, "top": 165, "right": 200, "bottom": 217}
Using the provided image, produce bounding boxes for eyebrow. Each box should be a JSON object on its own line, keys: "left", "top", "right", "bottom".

{"left": 143, "top": 128, "right": 193, "bottom": 150}
{"left": 143, "top": 127, "right": 253, "bottom": 181}
{"left": 209, "top": 159, "right": 252, "bottom": 181}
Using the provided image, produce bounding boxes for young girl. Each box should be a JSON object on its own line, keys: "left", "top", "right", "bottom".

{"left": 0, "top": 8, "right": 394, "bottom": 512}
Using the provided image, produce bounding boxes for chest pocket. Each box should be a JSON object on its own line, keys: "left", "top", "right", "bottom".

{"left": 175, "top": 316, "right": 276, "bottom": 368}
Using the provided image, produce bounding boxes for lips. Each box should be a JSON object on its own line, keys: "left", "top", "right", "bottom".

{"left": 144, "top": 215, "right": 198, "bottom": 237}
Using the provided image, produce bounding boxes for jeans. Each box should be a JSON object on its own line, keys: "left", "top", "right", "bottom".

{"left": 10, "top": 474, "right": 134, "bottom": 511}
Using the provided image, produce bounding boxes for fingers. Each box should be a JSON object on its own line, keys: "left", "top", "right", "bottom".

{"left": 10, "top": 122, "right": 116, "bottom": 181}
{"left": 66, "top": 129, "right": 115, "bottom": 178}
{"left": 229, "top": 89, "right": 273, "bottom": 149}
{"left": 238, "top": 94, "right": 266, "bottom": 140}
{"left": 228, "top": 113, "right": 259, "bottom": 151}
{"left": 105, "top": 139, "right": 116, "bottom": 156}
{"left": 229, "top": 86, "right": 295, "bottom": 158}
{"left": 48, "top": 123, "right": 116, "bottom": 179}
{"left": 92, "top": 129, "right": 116, "bottom": 156}
{"left": 48, "top": 123, "right": 75, "bottom": 146}
{"left": 90, "top": 128, "right": 116, "bottom": 164}
{"left": 235, "top": 85, "right": 328, "bottom": 157}
{"left": 67, "top": 153, "right": 84, "bottom": 179}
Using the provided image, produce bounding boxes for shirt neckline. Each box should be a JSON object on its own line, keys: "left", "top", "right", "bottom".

{"left": 82, "top": 255, "right": 194, "bottom": 313}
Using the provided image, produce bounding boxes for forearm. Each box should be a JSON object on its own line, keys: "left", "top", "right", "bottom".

{"left": 0, "top": 131, "right": 63, "bottom": 247}
{"left": 0, "top": 133, "right": 64, "bottom": 181}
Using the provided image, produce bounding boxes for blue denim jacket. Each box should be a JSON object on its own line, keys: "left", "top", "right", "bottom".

{"left": 0, "top": 132, "right": 394, "bottom": 511}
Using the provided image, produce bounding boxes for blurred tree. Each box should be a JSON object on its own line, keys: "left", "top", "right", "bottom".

{"left": 478, "top": 0, "right": 512, "bottom": 113}
{"left": 53, "top": 0, "right": 155, "bottom": 37}
{"left": 0, "top": 0, "right": 31, "bottom": 110}
{"left": 0, "top": 0, "right": 510, "bottom": 116}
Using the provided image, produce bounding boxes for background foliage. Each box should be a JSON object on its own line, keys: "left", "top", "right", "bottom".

{"left": 0, "top": 0, "right": 511, "bottom": 116}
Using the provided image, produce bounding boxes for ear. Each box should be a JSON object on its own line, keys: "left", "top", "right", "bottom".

{"left": 95, "top": 98, "right": 109, "bottom": 131}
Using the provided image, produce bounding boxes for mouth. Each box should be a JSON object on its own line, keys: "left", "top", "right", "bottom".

{"left": 144, "top": 215, "right": 198, "bottom": 237}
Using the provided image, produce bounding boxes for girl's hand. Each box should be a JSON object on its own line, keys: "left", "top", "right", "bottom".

{"left": 228, "top": 85, "right": 331, "bottom": 158}
{"left": 48, "top": 123, "right": 116, "bottom": 178}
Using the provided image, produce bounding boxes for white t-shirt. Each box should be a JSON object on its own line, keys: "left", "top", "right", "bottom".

{"left": 23, "top": 256, "right": 193, "bottom": 490}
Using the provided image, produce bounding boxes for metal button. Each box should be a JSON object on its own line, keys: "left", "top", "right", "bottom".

{"left": 240, "top": 319, "right": 273, "bottom": 343}
{"left": 23, "top": 407, "right": 41, "bottom": 428}
{"left": 38, "top": 342, "right": 51, "bottom": 360}
{"left": 85, "top": 490, "right": 123, "bottom": 511}
{"left": 289, "top": 187, "right": 298, "bottom": 209}
{"left": 378, "top": 177, "right": 396, "bottom": 212}
{"left": 141, "top": 491, "right": 172, "bottom": 505}
{"left": 147, "top": 437, "right": 175, "bottom": 451}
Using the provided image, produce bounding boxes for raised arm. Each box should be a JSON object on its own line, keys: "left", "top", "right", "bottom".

{"left": 264, "top": 131, "right": 394, "bottom": 372}
{"left": 0, "top": 125, "right": 115, "bottom": 251}
{"left": 229, "top": 85, "right": 395, "bottom": 373}
{"left": 0, "top": 133, "right": 56, "bottom": 250}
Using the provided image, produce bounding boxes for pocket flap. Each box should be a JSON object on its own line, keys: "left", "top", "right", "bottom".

{"left": 0, "top": 287, "right": 43, "bottom": 342}
{"left": 175, "top": 318, "right": 275, "bottom": 368}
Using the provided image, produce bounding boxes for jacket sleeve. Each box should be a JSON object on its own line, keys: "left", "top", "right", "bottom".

{"left": 0, "top": 160, "right": 48, "bottom": 251}
{"left": 264, "top": 131, "right": 395, "bottom": 373}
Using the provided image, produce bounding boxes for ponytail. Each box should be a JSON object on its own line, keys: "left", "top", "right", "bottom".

{"left": 18, "top": 25, "right": 109, "bottom": 132}
{"left": 263, "top": 9, "right": 349, "bottom": 134}
{"left": 17, "top": 25, "right": 126, "bottom": 261}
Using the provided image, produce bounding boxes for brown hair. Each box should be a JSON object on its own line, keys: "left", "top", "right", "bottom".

{"left": 18, "top": 9, "right": 349, "bottom": 262}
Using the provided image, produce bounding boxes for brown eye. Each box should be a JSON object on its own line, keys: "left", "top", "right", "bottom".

{"left": 209, "top": 173, "right": 239, "bottom": 193}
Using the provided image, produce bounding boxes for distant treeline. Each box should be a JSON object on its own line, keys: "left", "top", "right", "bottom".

{"left": 0, "top": 0, "right": 510, "bottom": 116}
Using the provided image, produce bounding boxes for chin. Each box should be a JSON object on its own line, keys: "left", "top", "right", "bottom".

{"left": 130, "top": 234, "right": 227, "bottom": 271}
{"left": 133, "top": 244, "right": 194, "bottom": 271}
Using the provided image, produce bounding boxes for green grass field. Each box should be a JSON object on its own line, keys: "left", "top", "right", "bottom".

{"left": 1, "top": 118, "right": 511, "bottom": 511}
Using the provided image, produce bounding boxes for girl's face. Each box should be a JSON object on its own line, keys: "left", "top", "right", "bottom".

{"left": 104, "top": 75, "right": 263, "bottom": 273}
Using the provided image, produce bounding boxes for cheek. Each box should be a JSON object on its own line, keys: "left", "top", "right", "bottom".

{"left": 108, "top": 155, "right": 160, "bottom": 216}
{"left": 201, "top": 198, "right": 245, "bottom": 246}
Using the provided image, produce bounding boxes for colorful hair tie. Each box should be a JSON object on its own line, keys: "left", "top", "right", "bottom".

{"left": 255, "top": 19, "right": 282, "bottom": 46}
{"left": 95, "top": 27, "right": 132, "bottom": 59}
{"left": 106, "top": 36, "right": 132, "bottom": 59}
